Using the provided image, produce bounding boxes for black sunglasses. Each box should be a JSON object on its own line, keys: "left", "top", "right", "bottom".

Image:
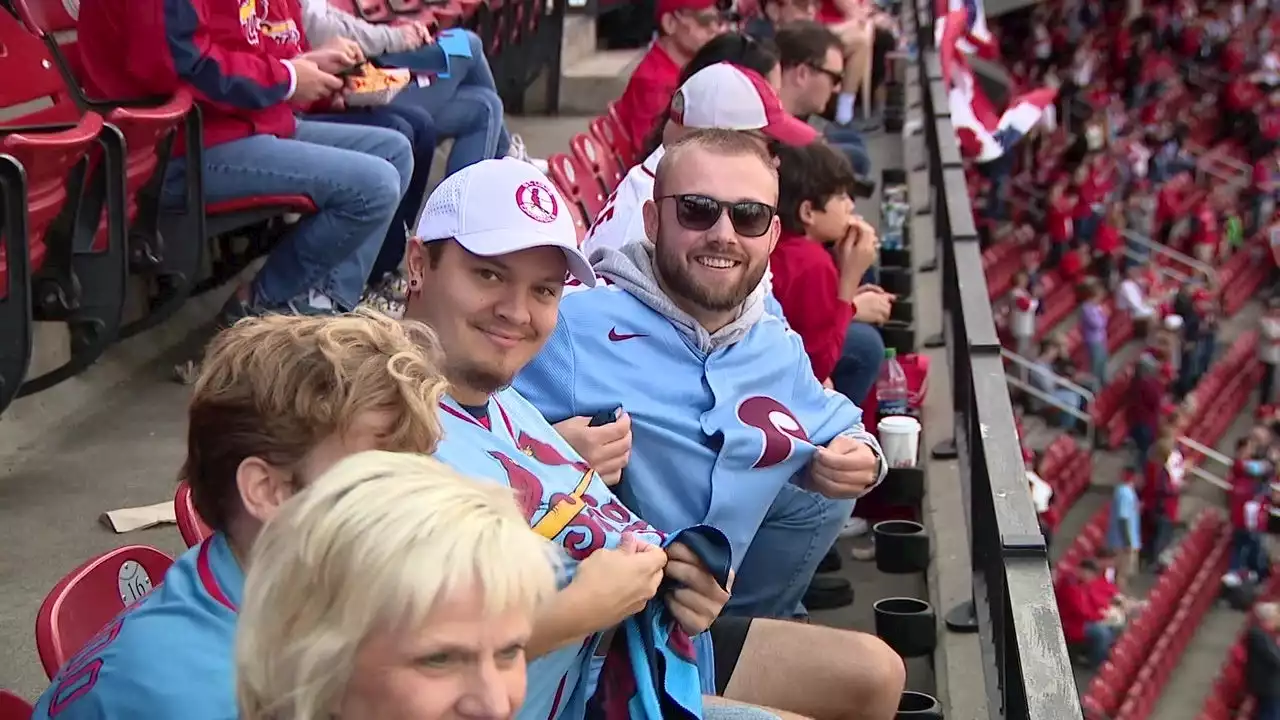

{"left": 658, "top": 194, "right": 776, "bottom": 237}
{"left": 808, "top": 63, "right": 843, "bottom": 85}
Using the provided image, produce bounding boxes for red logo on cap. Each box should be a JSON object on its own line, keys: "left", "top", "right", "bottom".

{"left": 515, "top": 181, "right": 559, "bottom": 224}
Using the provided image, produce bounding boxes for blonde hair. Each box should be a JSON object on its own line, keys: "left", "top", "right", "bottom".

{"left": 236, "top": 451, "right": 559, "bottom": 720}
{"left": 183, "top": 310, "right": 449, "bottom": 532}
{"left": 1258, "top": 602, "right": 1280, "bottom": 625}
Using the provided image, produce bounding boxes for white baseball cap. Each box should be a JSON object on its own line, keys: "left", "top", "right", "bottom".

{"left": 415, "top": 158, "right": 596, "bottom": 287}
{"left": 670, "top": 62, "right": 819, "bottom": 146}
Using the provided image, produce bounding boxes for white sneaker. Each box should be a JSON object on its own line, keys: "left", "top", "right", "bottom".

{"left": 838, "top": 516, "right": 870, "bottom": 539}
{"left": 507, "top": 133, "right": 549, "bottom": 176}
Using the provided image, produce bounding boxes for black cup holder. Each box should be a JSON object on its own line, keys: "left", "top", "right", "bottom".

{"left": 896, "top": 691, "right": 943, "bottom": 718}
{"left": 881, "top": 268, "right": 914, "bottom": 297}
{"left": 873, "top": 596, "right": 936, "bottom": 658}
{"left": 889, "top": 297, "right": 914, "bottom": 324}
{"left": 881, "top": 247, "right": 912, "bottom": 270}
{"left": 880, "top": 321, "right": 915, "bottom": 354}
{"left": 877, "top": 466, "right": 925, "bottom": 507}
{"left": 874, "top": 520, "right": 929, "bottom": 574}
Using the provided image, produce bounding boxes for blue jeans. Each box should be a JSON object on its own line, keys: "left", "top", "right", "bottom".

{"left": 307, "top": 105, "right": 438, "bottom": 280}
{"left": 1086, "top": 338, "right": 1109, "bottom": 385}
{"left": 823, "top": 124, "right": 872, "bottom": 177}
{"left": 1231, "top": 529, "right": 1270, "bottom": 578}
{"left": 1131, "top": 422, "right": 1156, "bottom": 467}
{"left": 1082, "top": 622, "right": 1116, "bottom": 668}
{"left": 830, "top": 322, "right": 886, "bottom": 405}
{"left": 162, "top": 120, "right": 411, "bottom": 310}
{"left": 391, "top": 30, "right": 510, "bottom": 176}
{"left": 726, "top": 482, "right": 856, "bottom": 618}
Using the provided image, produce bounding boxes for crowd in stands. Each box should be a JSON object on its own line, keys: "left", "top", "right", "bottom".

{"left": 0, "top": 0, "right": 941, "bottom": 717}
{"left": 960, "top": 0, "right": 1280, "bottom": 715}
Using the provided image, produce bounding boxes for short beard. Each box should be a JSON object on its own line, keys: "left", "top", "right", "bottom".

{"left": 449, "top": 359, "right": 513, "bottom": 400}
{"left": 654, "top": 240, "right": 765, "bottom": 314}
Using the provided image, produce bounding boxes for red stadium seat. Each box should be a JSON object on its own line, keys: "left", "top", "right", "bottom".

{"left": 0, "top": 690, "right": 32, "bottom": 720}
{"left": 590, "top": 114, "right": 632, "bottom": 171}
{"left": 570, "top": 132, "right": 624, "bottom": 194}
{"left": 174, "top": 480, "right": 213, "bottom": 548}
{"left": 547, "top": 153, "right": 606, "bottom": 221}
{"left": 35, "top": 545, "right": 174, "bottom": 678}
{"left": 0, "top": 9, "right": 127, "bottom": 400}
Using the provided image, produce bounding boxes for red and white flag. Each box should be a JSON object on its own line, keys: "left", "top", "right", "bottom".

{"left": 934, "top": 0, "right": 998, "bottom": 59}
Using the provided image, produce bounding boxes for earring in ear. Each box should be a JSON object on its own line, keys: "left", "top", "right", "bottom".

{"left": 409, "top": 278, "right": 421, "bottom": 290}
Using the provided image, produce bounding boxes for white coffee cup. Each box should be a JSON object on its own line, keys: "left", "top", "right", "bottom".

{"left": 878, "top": 416, "right": 922, "bottom": 468}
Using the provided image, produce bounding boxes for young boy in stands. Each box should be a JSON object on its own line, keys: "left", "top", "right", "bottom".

{"left": 770, "top": 141, "right": 889, "bottom": 404}
{"left": 31, "top": 313, "right": 451, "bottom": 719}
{"left": 403, "top": 157, "right": 906, "bottom": 719}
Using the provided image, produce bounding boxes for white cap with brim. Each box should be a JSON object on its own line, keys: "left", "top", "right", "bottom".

{"left": 414, "top": 158, "right": 596, "bottom": 287}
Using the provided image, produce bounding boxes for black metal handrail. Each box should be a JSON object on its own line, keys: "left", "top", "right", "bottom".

{"left": 904, "top": 1, "right": 1083, "bottom": 718}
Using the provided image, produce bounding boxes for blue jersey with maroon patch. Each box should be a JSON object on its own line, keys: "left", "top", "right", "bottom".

{"left": 31, "top": 534, "right": 244, "bottom": 720}
{"left": 434, "top": 388, "right": 719, "bottom": 720}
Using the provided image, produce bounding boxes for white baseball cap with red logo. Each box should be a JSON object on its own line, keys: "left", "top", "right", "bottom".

{"left": 415, "top": 158, "right": 596, "bottom": 287}
{"left": 670, "top": 62, "right": 819, "bottom": 146}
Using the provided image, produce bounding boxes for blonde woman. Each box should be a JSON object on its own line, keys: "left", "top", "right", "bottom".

{"left": 237, "top": 451, "right": 559, "bottom": 720}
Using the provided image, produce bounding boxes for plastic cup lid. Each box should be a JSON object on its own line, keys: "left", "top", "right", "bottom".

{"left": 877, "top": 416, "right": 921, "bottom": 433}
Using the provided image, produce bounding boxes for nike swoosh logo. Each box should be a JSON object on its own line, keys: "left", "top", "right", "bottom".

{"left": 608, "top": 328, "right": 649, "bottom": 342}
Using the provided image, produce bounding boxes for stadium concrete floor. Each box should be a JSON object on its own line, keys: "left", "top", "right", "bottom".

{"left": 0, "top": 116, "right": 947, "bottom": 703}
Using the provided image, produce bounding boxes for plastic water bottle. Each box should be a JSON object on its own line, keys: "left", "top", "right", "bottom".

{"left": 876, "top": 348, "right": 911, "bottom": 417}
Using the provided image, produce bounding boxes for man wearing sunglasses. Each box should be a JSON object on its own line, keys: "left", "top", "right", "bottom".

{"left": 614, "top": 0, "right": 729, "bottom": 157}
{"left": 515, "top": 128, "right": 905, "bottom": 718}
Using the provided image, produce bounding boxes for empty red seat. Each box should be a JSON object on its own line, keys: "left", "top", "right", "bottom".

{"left": 547, "top": 153, "right": 606, "bottom": 221}
{"left": 36, "top": 545, "right": 174, "bottom": 678}
{"left": 590, "top": 113, "right": 634, "bottom": 170}
{"left": 570, "top": 132, "right": 624, "bottom": 195}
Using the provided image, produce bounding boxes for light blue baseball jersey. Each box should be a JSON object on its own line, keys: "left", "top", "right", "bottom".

{"left": 513, "top": 283, "right": 866, "bottom": 571}
{"left": 32, "top": 534, "right": 243, "bottom": 719}
{"left": 433, "top": 388, "right": 680, "bottom": 720}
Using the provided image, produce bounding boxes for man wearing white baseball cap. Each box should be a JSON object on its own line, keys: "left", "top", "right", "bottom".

{"left": 404, "top": 159, "right": 795, "bottom": 720}
{"left": 583, "top": 62, "right": 818, "bottom": 257}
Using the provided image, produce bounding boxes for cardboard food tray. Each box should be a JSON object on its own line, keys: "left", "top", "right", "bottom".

{"left": 344, "top": 68, "right": 412, "bottom": 107}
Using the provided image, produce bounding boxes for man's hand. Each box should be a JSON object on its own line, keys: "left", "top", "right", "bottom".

{"left": 303, "top": 38, "right": 364, "bottom": 74}
{"left": 553, "top": 412, "right": 632, "bottom": 486}
{"left": 853, "top": 290, "right": 893, "bottom": 325}
{"left": 663, "top": 542, "right": 731, "bottom": 636}
{"left": 398, "top": 20, "right": 433, "bottom": 49}
{"left": 289, "top": 57, "right": 344, "bottom": 105}
{"left": 570, "top": 533, "right": 666, "bottom": 628}
{"left": 808, "top": 434, "right": 881, "bottom": 499}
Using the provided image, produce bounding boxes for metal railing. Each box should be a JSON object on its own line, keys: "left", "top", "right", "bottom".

{"left": 1121, "top": 230, "right": 1217, "bottom": 285}
{"left": 1001, "top": 349, "right": 1097, "bottom": 449}
{"left": 910, "top": 0, "right": 1082, "bottom": 714}
{"left": 1175, "top": 435, "right": 1233, "bottom": 492}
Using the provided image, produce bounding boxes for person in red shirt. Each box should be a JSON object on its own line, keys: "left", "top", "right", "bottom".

{"left": 1094, "top": 203, "right": 1124, "bottom": 286}
{"left": 1055, "top": 560, "right": 1115, "bottom": 668}
{"left": 614, "top": 0, "right": 727, "bottom": 156}
{"left": 1059, "top": 243, "right": 1089, "bottom": 284}
{"left": 1229, "top": 442, "right": 1274, "bottom": 580}
{"left": 1045, "top": 181, "right": 1075, "bottom": 268}
{"left": 1223, "top": 75, "right": 1262, "bottom": 144}
{"left": 1141, "top": 434, "right": 1182, "bottom": 570}
{"left": 770, "top": 141, "right": 892, "bottom": 403}
{"left": 1250, "top": 152, "right": 1277, "bottom": 237}
{"left": 77, "top": 0, "right": 415, "bottom": 319}
{"left": 1190, "top": 196, "right": 1219, "bottom": 264}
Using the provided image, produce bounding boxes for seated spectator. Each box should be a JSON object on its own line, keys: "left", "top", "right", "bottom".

{"left": 811, "top": 0, "right": 897, "bottom": 127}
{"left": 511, "top": 130, "right": 908, "bottom": 716}
{"left": 1030, "top": 337, "right": 1091, "bottom": 430}
{"left": 584, "top": 62, "right": 816, "bottom": 262}
{"left": 773, "top": 21, "right": 872, "bottom": 177}
{"left": 31, "top": 313, "right": 450, "bottom": 719}
{"left": 745, "top": 0, "right": 817, "bottom": 39}
{"left": 403, "top": 156, "right": 905, "bottom": 719}
{"left": 1107, "top": 467, "right": 1141, "bottom": 592}
{"left": 77, "top": 0, "right": 414, "bottom": 318}
{"left": 1055, "top": 560, "right": 1115, "bottom": 669}
{"left": 770, "top": 141, "right": 888, "bottom": 403}
{"left": 614, "top": 0, "right": 728, "bottom": 156}
{"left": 1080, "top": 278, "right": 1109, "bottom": 384}
{"left": 1059, "top": 243, "right": 1090, "bottom": 284}
{"left": 1118, "top": 263, "right": 1157, "bottom": 337}
{"left": 236, "top": 451, "right": 557, "bottom": 720}
{"left": 1246, "top": 603, "right": 1280, "bottom": 720}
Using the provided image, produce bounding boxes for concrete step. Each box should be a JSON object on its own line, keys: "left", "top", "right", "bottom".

{"left": 559, "top": 47, "right": 645, "bottom": 115}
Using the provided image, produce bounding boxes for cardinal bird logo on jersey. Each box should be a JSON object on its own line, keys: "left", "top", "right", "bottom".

{"left": 517, "top": 430, "right": 591, "bottom": 473}
{"left": 487, "top": 451, "right": 544, "bottom": 523}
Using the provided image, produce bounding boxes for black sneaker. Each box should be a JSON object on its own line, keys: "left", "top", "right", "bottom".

{"left": 802, "top": 576, "right": 854, "bottom": 610}
{"left": 817, "top": 548, "right": 844, "bottom": 574}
